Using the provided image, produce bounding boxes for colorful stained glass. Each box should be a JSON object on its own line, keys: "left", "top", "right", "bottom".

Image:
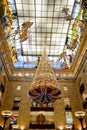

{"left": 0, "top": 0, "right": 86, "bottom": 69}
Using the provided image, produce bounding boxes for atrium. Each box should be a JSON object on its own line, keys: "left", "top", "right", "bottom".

{"left": 0, "top": 0, "right": 87, "bottom": 129}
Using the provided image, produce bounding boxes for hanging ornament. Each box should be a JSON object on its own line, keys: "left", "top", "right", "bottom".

{"left": 29, "top": 47, "right": 61, "bottom": 104}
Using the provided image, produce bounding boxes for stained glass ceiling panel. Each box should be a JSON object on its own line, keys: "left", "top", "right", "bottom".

{"left": 0, "top": 0, "right": 86, "bottom": 69}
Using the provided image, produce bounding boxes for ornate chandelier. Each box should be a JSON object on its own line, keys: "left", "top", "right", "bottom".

{"left": 29, "top": 47, "right": 61, "bottom": 103}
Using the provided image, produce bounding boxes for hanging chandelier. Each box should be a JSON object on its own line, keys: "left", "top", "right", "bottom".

{"left": 29, "top": 47, "right": 61, "bottom": 103}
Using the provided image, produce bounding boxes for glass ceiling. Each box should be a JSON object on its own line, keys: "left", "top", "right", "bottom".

{"left": 0, "top": 0, "right": 86, "bottom": 69}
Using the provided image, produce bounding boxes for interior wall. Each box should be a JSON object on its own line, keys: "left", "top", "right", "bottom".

{"left": 76, "top": 57, "right": 87, "bottom": 128}
{"left": 0, "top": 79, "right": 84, "bottom": 130}
{"left": 0, "top": 56, "right": 87, "bottom": 130}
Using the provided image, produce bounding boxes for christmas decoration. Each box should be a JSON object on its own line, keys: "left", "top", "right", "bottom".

{"left": 29, "top": 47, "right": 61, "bottom": 103}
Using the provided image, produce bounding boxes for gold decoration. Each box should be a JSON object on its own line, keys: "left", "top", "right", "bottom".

{"left": 36, "top": 114, "right": 45, "bottom": 124}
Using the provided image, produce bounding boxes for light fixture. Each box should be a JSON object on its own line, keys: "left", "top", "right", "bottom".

{"left": 63, "top": 86, "right": 68, "bottom": 91}
{"left": 25, "top": 73, "right": 30, "bottom": 76}
{"left": 65, "top": 124, "right": 72, "bottom": 129}
{"left": 16, "top": 85, "right": 21, "bottom": 90}
{"left": 18, "top": 73, "right": 22, "bottom": 77}
{"left": 58, "top": 126, "right": 64, "bottom": 130}
{"left": 12, "top": 124, "right": 19, "bottom": 129}
{"left": 1, "top": 110, "right": 13, "bottom": 130}
{"left": 29, "top": 47, "right": 61, "bottom": 103}
{"left": 74, "top": 111, "right": 86, "bottom": 130}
